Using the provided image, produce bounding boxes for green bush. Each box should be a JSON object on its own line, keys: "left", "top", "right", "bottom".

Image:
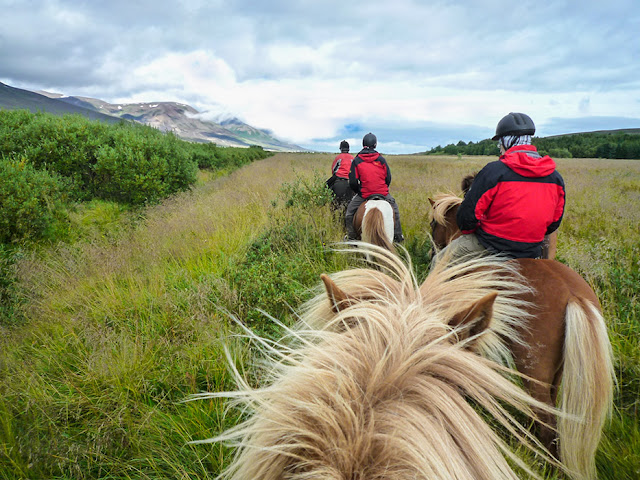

{"left": 186, "top": 142, "right": 271, "bottom": 170}
{"left": 0, "top": 110, "right": 271, "bottom": 208}
{"left": 0, "top": 156, "right": 68, "bottom": 243}
{"left": 92, "top": 127, "right": 198, "bottom": 204}
{"left": 0, "top": 110, "right": 199, "bottom": 205}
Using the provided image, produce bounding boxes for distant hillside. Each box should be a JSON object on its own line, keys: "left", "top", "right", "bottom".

{"left": 426, "top": 129, "right": 640, "bottom": 159}
{"left": 0, "top": 82, "right": 122, "bottom": 123}
{"left": 545, "top": 128, "right": 640, "bottom": 138}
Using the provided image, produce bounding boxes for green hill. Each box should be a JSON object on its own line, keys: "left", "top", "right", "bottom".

{"left": 426, "top": 129, "right": 640, "bottom": 159}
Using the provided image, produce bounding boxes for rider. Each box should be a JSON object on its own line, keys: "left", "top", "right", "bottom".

{"left": 344, "top": 132, "right": 404, "bottom": 242}
{"left": 326, "top": 140, "right": 355, "bottom": 206}
{"left": 442, "top": 112, "right": 565, "bottom": 260}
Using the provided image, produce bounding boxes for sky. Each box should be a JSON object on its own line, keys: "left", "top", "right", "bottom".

{"left": 1, "top": 0, "right": 639, "bottom": 154}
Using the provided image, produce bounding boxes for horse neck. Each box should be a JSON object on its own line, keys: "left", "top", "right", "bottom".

{"left": 444, "top": 204, "right": 461, "bottom": 245}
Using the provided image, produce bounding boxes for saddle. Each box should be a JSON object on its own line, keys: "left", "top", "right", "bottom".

{"left": 366, "top": 194, "right": 387, "bottom": 201}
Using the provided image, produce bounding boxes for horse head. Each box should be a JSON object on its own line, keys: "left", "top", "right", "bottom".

{"left": 201, "top": 246, "right": 564, "bottom": 480}
{"left": 428, "top": 193, "right": 463, "bottom": 251}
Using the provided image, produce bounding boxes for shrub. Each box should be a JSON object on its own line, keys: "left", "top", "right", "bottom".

{"left": 92, "top": 127, "right": 198, "bottom": 205}
{"left": 0, "top": 156, "right": 68, "bottom": 243}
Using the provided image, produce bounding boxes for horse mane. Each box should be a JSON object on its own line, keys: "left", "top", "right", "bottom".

{"left": 195, "top": 245, "right": 558, "bottom": 480}
{"left": 430, "top": 193, "right": 463, "bottom": 226}
{"left": 361, "top": 203, "right": 395, "bottom": 253}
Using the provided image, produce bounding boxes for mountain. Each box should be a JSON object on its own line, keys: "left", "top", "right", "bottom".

{"left": 56, "top": 96, "right": 303, "bottom": 151}
{"left": 0, "top": 82, "right": 122, "bottom": 123}
{"left": 0, "top": 81, "right": 304, "bottom": 151}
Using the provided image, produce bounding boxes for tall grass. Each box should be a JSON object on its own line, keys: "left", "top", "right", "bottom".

{"left": 1, "top": 153, "right": 638, "bottom": 478}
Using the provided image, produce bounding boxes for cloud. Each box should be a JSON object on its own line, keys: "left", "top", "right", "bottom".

{"left": 1, "top": 0, "right": 639, "bottom": 152}
{"left": 539, "top": 116, "right": 640, "bottom": 136}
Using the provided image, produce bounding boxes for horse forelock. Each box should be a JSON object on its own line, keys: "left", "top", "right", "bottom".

{"left": 430, "top": 193, "right": 463, "bottom": 226}
{"left": 204, "top": 247, "right": 555, "bottom": 480}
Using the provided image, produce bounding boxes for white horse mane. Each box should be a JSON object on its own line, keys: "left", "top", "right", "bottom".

{"left": 192, "top": 245, "right": 561, "bottom": 480}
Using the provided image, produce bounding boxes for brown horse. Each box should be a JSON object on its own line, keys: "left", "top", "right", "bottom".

{"left": 196, "top": 246, "right": 570, "bottom": 479}
{"left": 352, "top": 195, "right": 395, "bottom": 252}
{"left": 429, "top": 193, "right": 615, "bottom": 479}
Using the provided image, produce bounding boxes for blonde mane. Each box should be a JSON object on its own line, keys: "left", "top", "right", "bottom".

{"left": 430, "top": 193, "right": 463, "bottom": 226}
{"left": 195, "top": 245, "right": 561, "bottom": 480}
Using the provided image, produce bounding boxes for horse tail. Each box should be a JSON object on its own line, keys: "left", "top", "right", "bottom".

{"left": 361, "top": 203, "right": 395, "bottom": 253}
{"left": 559, "top": 297, "right": 614, "bottom": 480}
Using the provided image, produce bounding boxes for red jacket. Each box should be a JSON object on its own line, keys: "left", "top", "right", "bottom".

{"left": 349, "top": 148, "right": 391, "bottom": 198}
{"left": 331, "top": 153, "right": 354, "bottom": 179}
{"left": 457, "top": 144, "right": 565, "bottom": 258}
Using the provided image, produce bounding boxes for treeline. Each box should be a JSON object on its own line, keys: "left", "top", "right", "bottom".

{"left": 0, "top": 109, "right": 272, "bottom": 244}
{"left": 426, "top": 130, "right": 640, "bottom": 159}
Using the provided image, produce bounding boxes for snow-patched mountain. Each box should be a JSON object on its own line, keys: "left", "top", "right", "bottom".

{"left": 0, "top": 82, "right": 303, "bottom": 151}
{"left": 54, "top": 95, "right": 303, "bottom": 151}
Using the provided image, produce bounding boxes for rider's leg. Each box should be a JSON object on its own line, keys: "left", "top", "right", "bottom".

{"left": 431, "top": 233, "right": 488, "bottom": 269}
{"left": 344, "top": 195, "right": 364, "bottom": 240}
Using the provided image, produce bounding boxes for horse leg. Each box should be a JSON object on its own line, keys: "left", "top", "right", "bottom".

{"left": 521, "top": 374, "right": 559, "bottom": 458}
{"left": 508, "top": 330, "right": 564, "bottom": 458}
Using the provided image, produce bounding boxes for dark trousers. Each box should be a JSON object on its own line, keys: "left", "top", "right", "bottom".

{"left": 330, "top": 178, "right": 355, "bottom": 207}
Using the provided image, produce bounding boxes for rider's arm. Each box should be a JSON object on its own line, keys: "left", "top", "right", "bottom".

{"left": 331, "top": 157, "right": 340, "bottom": 175}
{"left": 456, "top": 162, "right": 500, "bottom": 233}
{"left": 349, "top": 159, "right": 361, "bottom": 194}
{"left": 546, "top": 174, "right": 566, "bottom": 234}
{"left": 379, "top": 155, "right": 391, "bottom": 186}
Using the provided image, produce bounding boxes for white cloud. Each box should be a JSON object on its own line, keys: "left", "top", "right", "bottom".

{"left": 1, "top": 0, "right": 639, "bottom": 152}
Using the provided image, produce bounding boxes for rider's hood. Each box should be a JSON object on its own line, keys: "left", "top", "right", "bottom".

{"left": 358, "top": 148, "right": 380, "bottom": 162}
{"left": 500, "top": 144, "right": 556, "bottom": 177}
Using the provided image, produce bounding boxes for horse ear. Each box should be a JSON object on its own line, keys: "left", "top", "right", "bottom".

{"left": 428, "top": 197, "right": 435, "bottom": 206}
{"left": 449, "top": 292, "right": 498, "bottom": 345}
{"left": 321, "top": 274, "right": 357, "bottom": 313}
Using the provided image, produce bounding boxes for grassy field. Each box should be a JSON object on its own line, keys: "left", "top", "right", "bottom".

{"left": 1, "top": 153, "right": 639, "bottom": 479}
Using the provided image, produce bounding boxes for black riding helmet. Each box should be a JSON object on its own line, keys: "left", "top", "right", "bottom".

{"left": 362, "top": 132, "right": 377, "bottom": 148}
{"left": 339, "top": 140, "right": 349, "bottom": 152}
{"left": 492, "top": 112, "right": 535, "bottom": 140}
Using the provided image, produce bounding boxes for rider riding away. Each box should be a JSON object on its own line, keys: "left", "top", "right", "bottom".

{"left": 326, "top": 140, "right": 355, "bottom": 206}
{"left": 446, "top": 112, "right": 565, "bottom": 260}
{"left": 344, "top": 133, "right": 404, "bottom": 242}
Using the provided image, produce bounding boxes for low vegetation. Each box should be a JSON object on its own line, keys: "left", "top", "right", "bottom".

{"left": 0, "top": 151, "right": 638, "bottom": 479}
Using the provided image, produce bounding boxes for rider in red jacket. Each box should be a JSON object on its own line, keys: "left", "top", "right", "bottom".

{"left": 449, "top": 113, "right": 565, "bottom": 260}
{"left": 326, "top": 140, "right": 355, "bottom": 206}
{"left": 344, "top": 133, "right": 404, "bottom": 242}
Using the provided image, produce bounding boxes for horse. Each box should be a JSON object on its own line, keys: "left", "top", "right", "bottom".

{"left": 429, "top": 192, "right": 615, "bottom": 479}
{"left": 193, "top": 246, "right": 582, "bottom": 480}
{"left": 351, "top": 194, "right": 396, "bottom": 252}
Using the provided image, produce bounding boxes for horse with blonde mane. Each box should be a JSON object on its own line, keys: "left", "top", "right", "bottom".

{"left": 429, "top": 192, "right": 615, "bottom": 480}
{"left": 192, "top": 246, "right": 590, "bottom": 480}
{"left": 351, "top": 195, "right": 396, "bottom": 253}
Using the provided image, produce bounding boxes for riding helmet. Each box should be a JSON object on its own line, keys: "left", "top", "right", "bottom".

{"left": 492, "top": 112, "right": 535, "bottom": 140}
{"left": 339, "top": 140, "right": 349, "bottom": 152}
{"left": 362, "top": 132, "right": 377, "bottom": 148}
